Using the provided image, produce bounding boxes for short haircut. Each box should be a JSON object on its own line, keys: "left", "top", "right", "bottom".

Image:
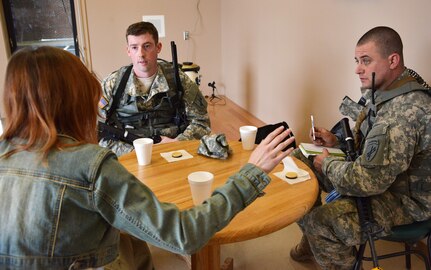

{"left": 357, "top": 26, "right": 404, "bottom": 61}
{"left": 126, "top": 21, "right": 159, "bottom": 44}
{"left": 1, "top": 46, "right": 101, "bottom": 158}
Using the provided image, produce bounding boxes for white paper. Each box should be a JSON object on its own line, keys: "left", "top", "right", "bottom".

{"left": 160, "top": 149, "right": 193, "bottom": 162}
{"left": 273, "top": 156, "right": 311, "bottom": 184}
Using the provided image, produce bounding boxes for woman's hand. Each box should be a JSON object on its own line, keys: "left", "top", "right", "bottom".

{"left": 248, "top": 126, "right": 295, "bottom": 173}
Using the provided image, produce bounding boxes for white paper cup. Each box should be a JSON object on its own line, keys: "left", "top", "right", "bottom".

{"left": 187, "top": 171, "right": 214, "bottom": 205}
{"left": 239, "top": 125, "right": 258, "bottom": 150}
{"left": 133, "top": 138, "right": 153, "bottom": 166}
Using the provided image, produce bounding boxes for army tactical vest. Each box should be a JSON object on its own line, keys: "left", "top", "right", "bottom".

{"left": 111, "top": 62, "right": 188, "bottom": 138}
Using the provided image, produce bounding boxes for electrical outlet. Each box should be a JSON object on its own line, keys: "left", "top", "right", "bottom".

{"left": 183, "top": 31, "right": 190, "bottom": 40}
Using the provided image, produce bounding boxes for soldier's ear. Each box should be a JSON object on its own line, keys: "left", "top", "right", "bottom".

{"left": 388, "top": 53, "right": 400, "bottom": 69}
{"left": 156, "top": 42, "right": 162, "bottom": 54}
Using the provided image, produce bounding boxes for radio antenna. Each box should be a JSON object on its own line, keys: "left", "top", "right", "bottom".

{"left": 371, "top": 72, "right": 376, "bottom": 105}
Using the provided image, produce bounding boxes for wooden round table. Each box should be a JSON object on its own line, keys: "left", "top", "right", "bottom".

{"left": 119, "top": 140, "right": 318, "bottom": 270}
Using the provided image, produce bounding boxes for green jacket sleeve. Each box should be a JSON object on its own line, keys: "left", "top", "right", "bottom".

{"left": 93, "top": 153, "right": 270, "bottom": 255}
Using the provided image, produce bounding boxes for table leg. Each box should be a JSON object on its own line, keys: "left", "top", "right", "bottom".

{"left": 191, "top": 244, "right": 220, "bottom": 270}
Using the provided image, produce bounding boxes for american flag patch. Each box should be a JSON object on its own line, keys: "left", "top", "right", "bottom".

{"left": 98, "top": 96, "right": 109, "bottom": 109}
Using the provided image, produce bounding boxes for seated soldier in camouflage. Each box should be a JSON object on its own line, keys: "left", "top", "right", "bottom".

{"left": 290, "top": 26, "right": 431, "bottom": 270}
{"left": 99, "top": 21, "right": 211, "bottom": 156}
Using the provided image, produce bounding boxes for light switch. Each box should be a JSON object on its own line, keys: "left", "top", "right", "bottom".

{"left": 183, "top": 31, "right": 190, "bottom": 40}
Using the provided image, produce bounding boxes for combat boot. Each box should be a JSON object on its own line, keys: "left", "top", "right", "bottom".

{"left": 290, "top": 235, "right": 313, "bottom": 262}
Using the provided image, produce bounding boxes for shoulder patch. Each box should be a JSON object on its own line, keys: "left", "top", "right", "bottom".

{"left": 365, "top": 139, "right": 379, "bottom": 162}
{"left": 98, "top": 96, "right": 109, "bottom": 109}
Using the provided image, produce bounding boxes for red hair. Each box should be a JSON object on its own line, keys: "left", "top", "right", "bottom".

{"left": 1, "top": 46, "right": 101, "bottom": 157}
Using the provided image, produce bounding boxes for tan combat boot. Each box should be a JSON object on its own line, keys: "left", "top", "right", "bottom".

{"left": 290, "top": 235, "right": 314, "bottom": 262}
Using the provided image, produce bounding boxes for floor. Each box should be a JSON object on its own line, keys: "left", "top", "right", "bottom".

{"left": 149, "top": 222, "right": 426, "bottom": 270}
{"left": 148, "top": 96, "right": 427, "bottom": 270}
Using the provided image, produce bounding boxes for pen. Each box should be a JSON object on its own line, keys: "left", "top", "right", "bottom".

{"left": 311, "top": 115, "right": 316, "bottom": 141}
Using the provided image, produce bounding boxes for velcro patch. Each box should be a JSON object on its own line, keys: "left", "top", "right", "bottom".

{"left": 98, "top": 96, "right": 109, "bottom": 109}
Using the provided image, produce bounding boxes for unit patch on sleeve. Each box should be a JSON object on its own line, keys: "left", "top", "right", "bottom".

{"left": 365, "top": 139, "right": 379, "bottom": 162}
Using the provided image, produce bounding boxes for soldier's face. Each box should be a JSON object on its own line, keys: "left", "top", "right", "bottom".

{"left": 127, "top": 33, "right": 162, "bottom": 78}
{"left": 354, "top": 41, "right": 393, "bottom": 91}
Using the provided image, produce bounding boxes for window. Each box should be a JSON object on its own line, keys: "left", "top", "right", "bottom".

{"left": 2, "top": 0, "right": 79, "bottom": 56}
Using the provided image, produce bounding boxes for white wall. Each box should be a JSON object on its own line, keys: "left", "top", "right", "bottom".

{"left": 220, "top": 0, "right": 431, "bottom": 143}
{"left": 84, "top": 0, "right": 221, "bottom": 96}
{"left": 0, "top": 4, "right": 10, "bottom": 118}
{"left": 1, "top": 0, "right": 430, "bottom": 144}
{"left": 0, "top": 0, "right": 221, "bottom": 116}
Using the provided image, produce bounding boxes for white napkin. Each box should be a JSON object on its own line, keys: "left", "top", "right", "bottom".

{"left": 273, "top": 156, "right": 311, "bottom": 184}
{"left": 160, "top": 150, "right": 193, "bottom": 162}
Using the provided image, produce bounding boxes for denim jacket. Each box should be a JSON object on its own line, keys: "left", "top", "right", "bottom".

{"left": 0, "top": 135, "right": 270, "bottom": 269}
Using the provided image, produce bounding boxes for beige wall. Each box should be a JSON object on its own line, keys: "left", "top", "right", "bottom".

{"left": 220, "top": 0, "right": 431, "bottom": 143}
{"left": 0, "top": 0, "right": 430, "bottom": 143}
{"left": 84, "top": 0, "right": 221, "bottom": 96}
{"left": 0, "top": 3, "right": 10, "bottom": 118}
{"left": 0, "top": 0, "right": 221, "bottom": 115}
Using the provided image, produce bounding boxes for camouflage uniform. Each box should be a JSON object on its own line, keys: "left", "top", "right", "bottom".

{"left": 296, "top": 69, "right": 431, "bottom": 270}
{"left": 197, "top": 133, "right": 232, "bottom": 159}
{"left": 99, "top": 62, "right": 211, "bottom": 156}
{"left": 339, "top": 89, "right": 372, "bottom": 121}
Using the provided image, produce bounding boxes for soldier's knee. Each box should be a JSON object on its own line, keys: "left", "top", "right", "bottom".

{"left": 303, "top": 202, "right": 344, "bottom": 228}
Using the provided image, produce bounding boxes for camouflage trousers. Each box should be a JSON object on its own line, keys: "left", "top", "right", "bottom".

{"left": 298, "top": 197, "right": 362, "bottom": 270}
{"left": 291, "top": 149, "right": 413, "bottom": 270}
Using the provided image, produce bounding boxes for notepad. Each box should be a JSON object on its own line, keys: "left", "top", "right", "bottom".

{"left": 299, "top": 143, "right": 346, "bottom": 158}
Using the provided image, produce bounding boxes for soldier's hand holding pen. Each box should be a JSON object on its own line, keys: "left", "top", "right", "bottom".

{"left": 310, "top": 126, "right": 338, "bottom": 147}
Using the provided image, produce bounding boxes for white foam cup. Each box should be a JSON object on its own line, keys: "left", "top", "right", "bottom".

{"left": 187, "top": 171, "right": 214, "bottom": 205}
{"left": 133, "top": 138, "right": 154, "bottom": 166}
{"left": 239, "top": 125, "right": 258, "bottom": 150}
